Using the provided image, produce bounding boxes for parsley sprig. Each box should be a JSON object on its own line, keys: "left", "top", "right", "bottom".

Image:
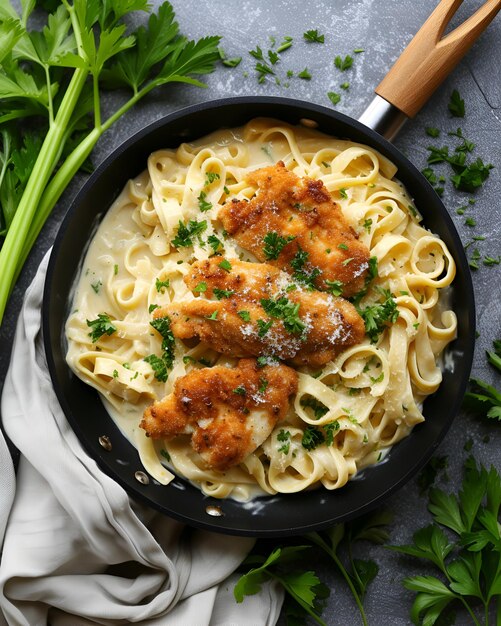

{"left": 262, "top": 231, "right": 296, "bottom": 260}
{"left": 145, "top": 315, "right": 175, "bottom": 382}
{"left": 234, "top": 510, "right": 391, "bottom": 626}
{"left": 171, "top": 219, "right": 207, "bottom": 248}
{"left": 464, "top": 340, "right": 501, "bottom": 421}
{"left": 260, "top": 296, "right": 306, "bottom": 335}
{"left": 389, "top": 457, "right": 501, "bottom": 626}
{"left": 0, "top": 1, "right": 221, "bottom": 324}
{"left": 86, "top": 312, "right": 116, "bottom": 343}
{"left": 357, "top": 287, "right": 399, "bottom": 343}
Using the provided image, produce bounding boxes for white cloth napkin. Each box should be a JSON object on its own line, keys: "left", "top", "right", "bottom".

{"left": 0, "top": 253, "right": 283, "bottom": 625}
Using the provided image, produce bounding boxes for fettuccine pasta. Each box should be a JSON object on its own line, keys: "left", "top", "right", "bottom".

{"left": 65, "top": 118, "right": 457, "bottom": 501}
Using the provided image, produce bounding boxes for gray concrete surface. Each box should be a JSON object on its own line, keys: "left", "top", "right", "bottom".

{"left": 0, "top": 1, "right": 500, "bottom": 624}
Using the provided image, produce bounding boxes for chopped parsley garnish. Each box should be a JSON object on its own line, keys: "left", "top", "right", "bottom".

{"left": 171, "top": 219, "right": 207, "bottom": 248}
{"left": 160, "top": 449, "right": 171, "bottom": 462}
{"left": 300, "top": 396, "right": 328, "bottom": 419}
{"left": 206, "top": 310, "right": 218, "bottom": 320}
{"left": 238, "top": 310, "right": 251, "bottom": 322}
{"left": 469, "top": 247, "right": 481, "bottom": 270}
{"left": 112, "top": 369, "right": 118, "bottom": 378}
{"left": 249, "top": 45, "right": 264, "bottom": 60}
{"left": 261, "top": 296, "right": 306, "bottom": 335}
{"left": 155, "top": 278, "right": 170, "bottom": 293}
{"left": 218, "top": 259, "right": 232, "bottom": 272}
{"left": 218, "top": 47, "right": 242, "bottom": 68}
{"left": 303, "top": 29, "right": 324, "bottom": 43}
{"left": 325, "top": 279, "right": 343, "bottom": 296}
{"left": 268, "top": 49, "right": 279, "bottom": 64}
{"left": 370, "top": 372, "right": 384, "bottom": 384}
{"left": 425, "top": 127, "right": 440, "bottom": 138}
{"left": 257, "top": 319, "right": 273, "bottom": 337}
{"left": 362, "top": 218, "right": 373, "bottom": 233}
{"left": 325, "top": 421, "right": 340, "bottom": 445}
{"left": 143, "top": 354, "right": 168, "bottom": 383}
{"left": 465, "top": 217, "right": 476, "bottom": 227}
{"left": 233, "top": 385, "right": 246, "bottom": 395}
{"left": 255, "top": 62, "right": 274, "bottom": 83}
{"left": 334, "top": 54, "right": 353, "bottom": 71}
{"left": 353, "top": 48, "right": 364, "bottom": 53}
{"left": 263, "top": 232, "right": 296, "bottom": 260}
{"left": 258, "top": 377, "right": 269, "bottom": 393}
{"left": 198, "top": 190, "right": 212, "bottom": 212}
{"left": 183, "top": 355, "right": 196, "bottom": 364}
{"left": 340, "top": 82, "right": 349, "bottom": 90}
{"left": 193, "top": 282, "right": 207, "bottom": 293}
{"left": 290, "top": 246, "right": 321, "bottom": 289}
{"left": 484, "top": 256, "right": 501, "bottom": 267}
{"left": 91, "top": 280, "right": 102, "bottom": 294}
{"left": 358, "top": 288, "right": 399, "bottom": 343}
{"left": 223, "top": 185, "right": 230, "bottom": 194}
{"left": 298, "top": 68, "right": 312, "bottom": 80}
{"left": 301, "top": 426, "right": 325, "bottom": 450}
{"left": 148, "top": 304, "right": 159, "bottom": 314}
{"left": 214, "top": 288, "right": 234, "bottom": 299}
{"left": 113, "top": 264, "right": 119, "bottom": 275}
{"left": 342, "top": 257, "right": 354, "bottom": 266}
{"left": 448, "top": 89, "right": 465, "bottom": 117}
{"left": 87, "top": 313, "right": 116, "bottom": 343}
{"left": 150, "top": 316, "right": 175, "bottom": 367}
{"left": 257, "top": 355, "right": 279, "bottom": 367}
{"left": 205, "top": 172, "right": 220, "bottom": 185}
{"left": 338, "top": 242, "right": 348, "bottom": 250}
{"left": 277, "top": 429, "right": 291, "bottom": 454}
{"left": 277, "top": 36, "right": 293, "bottom": 53}
{"left": 327, "top": 91, "right": 341, "bottom": 105}
{"left": 208, "top": 234, "right": 223, "bottom": 254}
{"left": 339, "top": 188, "right": 348, "bottom": 199}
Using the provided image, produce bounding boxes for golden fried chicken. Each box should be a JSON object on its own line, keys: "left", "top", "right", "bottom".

{"left": 219, "top": 161, "right": 370, "bottom": 297}
{"left": 155, "top": 257, "right": 365, "bottom": 367}
{"left": 141, "top": 358, "right": 298, "bottom": 471}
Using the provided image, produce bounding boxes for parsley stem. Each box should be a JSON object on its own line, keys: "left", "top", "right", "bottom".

{"left": 307, "top": 532, "right": 369, "bottom": 626}
{"left": 18, "top": 76, "right": 204, "bottom": 275}
{"left": 0, "top": 67, "right": 88, "bottom": 322}
{"left": 45, "top": 65, "right": 54, "bottom": 125}
{"left": 93, "top": 74, "right": 101, "bottom": 129}
{"left": 17, "top": 124, "right": 99, "bottom": 280}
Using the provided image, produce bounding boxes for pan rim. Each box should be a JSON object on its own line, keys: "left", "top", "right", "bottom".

{"left": 43, "top": 95, "right": 475, "bottom": 537}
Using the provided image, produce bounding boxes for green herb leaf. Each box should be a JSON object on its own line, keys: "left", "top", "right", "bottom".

{"left": 334, "top": 54, "right": 353, "bottom": 71}
{"left": 261, "top": 296, "right": 306, "bottom": 335}
{"left": 297, "top": 67, "right": 311, "bottom": 80}
{"left": 448, "top": 89, "right": 465, "bottom": 117}
{"left": 262, "top": 231, "right": 296, "bottom": 260}
{"left": 357, "top": 288, "right": 399, "bottom": 343}
{"left": 171, "top": 219, "right": 207, "bottom": 248}
{"left": 303, "top": 29, "right": 324, "bottom": 43}
{"left": 213, "top": 288, "right": 234, "bottom": 299}
{"left": 86, "top": 312, "right": 116, "bottom": 342}
{"left": 327, "top": 91, "right": 341, "bottom": 105}
{"left": 197, "top": 190, "right": 212, "bottom": 212}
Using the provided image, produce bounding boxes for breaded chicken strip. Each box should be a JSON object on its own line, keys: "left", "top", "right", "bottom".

{"left": 219, "top": 161, "right": 370, "bottom": 297}
{"left": 155, "top": 257, "right": 365, "bottom": 367}
{"left": 141, "top": 358, "right": 298, "bottom": 471}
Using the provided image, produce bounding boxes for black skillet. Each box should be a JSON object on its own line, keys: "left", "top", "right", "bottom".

{"left": 43, "top": 0, "right": 499, "bottom": 536}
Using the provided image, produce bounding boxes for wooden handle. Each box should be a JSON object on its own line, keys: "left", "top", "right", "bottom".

{"left": 376, "top": 0, "right": 501, "bottom": 118}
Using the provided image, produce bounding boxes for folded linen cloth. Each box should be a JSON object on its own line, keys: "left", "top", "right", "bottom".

{"left": 0, "top": 252, "right": 283, "bottom": 626}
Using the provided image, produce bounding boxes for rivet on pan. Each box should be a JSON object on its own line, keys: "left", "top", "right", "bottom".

{"left": 206, "top": 505, "right": 224, "bottom": 517}
{"left": 98, "top": 435, "right": 112, "bottom": 451}
{"left": 135, "top": 471, "right": 150, "bottom": 485}
{"left": 299, "top": 118, "right": 318, "bottom": 129}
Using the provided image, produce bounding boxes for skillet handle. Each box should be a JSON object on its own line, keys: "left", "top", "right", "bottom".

{"left": 375, "top": 0, "right": 501, "bottom": 119}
